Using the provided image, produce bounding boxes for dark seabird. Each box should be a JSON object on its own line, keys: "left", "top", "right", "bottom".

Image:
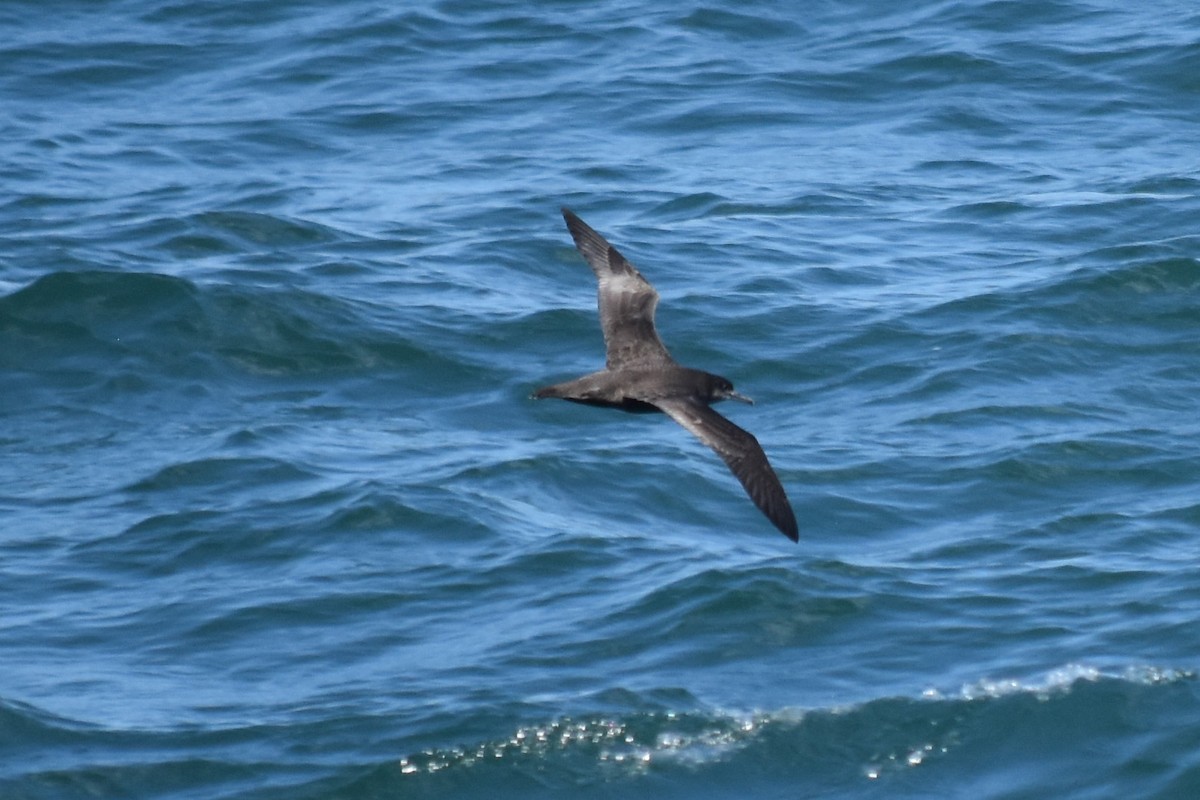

{"left": 532, "top": 208, "right": 798, "bottom": 541}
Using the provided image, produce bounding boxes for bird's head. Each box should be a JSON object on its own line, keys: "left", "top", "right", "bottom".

{"left": 710, "top": 375, "right": 754, "bottom": 405}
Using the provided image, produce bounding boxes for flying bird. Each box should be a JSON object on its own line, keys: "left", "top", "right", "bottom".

{"left": 532, "top": 208, "right": 798, "bottom": 541}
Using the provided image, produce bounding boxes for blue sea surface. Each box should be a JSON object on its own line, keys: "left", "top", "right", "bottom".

{"left": 3, "top": 1, "right": 1200, "bottom": 797}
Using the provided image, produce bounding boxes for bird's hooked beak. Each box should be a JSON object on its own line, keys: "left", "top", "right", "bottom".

{"left": 725, "top": 389, "right": 754, "bottom": 405}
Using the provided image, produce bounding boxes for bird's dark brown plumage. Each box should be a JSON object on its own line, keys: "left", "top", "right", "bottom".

{"left": 532, "top": 208, "right": 798, "bottom": 542}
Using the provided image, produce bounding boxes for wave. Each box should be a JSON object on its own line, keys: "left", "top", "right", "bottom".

{"left": 16, "top": 665, "right": 1191, "bottom": 799}
{"left": 330, "top": 664, "right": 1197, "bottom": 799}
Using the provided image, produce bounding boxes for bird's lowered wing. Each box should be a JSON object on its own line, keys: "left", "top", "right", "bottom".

{"left": 656, "top": 397, "right": 798, "bottom": 541}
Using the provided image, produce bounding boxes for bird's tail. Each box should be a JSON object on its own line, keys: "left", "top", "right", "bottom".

{"left": 530, "top": 383, "right": 566, "bottom": 400}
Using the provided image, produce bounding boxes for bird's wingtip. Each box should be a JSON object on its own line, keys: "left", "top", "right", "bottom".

{"left": 777, "top": 506, "right": 799, "bottom": 542}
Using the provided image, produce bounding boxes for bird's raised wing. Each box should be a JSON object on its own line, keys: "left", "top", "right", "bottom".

{"left": 562, "top": 208, "right": 674, "bottom": 370}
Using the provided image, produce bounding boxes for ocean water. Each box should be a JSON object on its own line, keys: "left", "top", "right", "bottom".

{"left": 3, "top": 0, "right": 1200, "bottom": 797}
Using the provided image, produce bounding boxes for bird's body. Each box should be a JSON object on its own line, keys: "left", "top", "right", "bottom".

{"left": 533, "top": 208, "right": 799, "bottom": 542}
{"left": 534, "top": 365, "right": 727, "bottom": 412}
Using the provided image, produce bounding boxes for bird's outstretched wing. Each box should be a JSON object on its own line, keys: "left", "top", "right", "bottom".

{"left": 656, "top": 397, "right": 799, "bottom": 541}
{"left": 562, "top": 208, "right": 674, "bottom": 370}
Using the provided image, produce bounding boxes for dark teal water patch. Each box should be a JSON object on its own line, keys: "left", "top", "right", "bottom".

{"left": 0, "top": 269, "right": 492, "bottom": 405}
